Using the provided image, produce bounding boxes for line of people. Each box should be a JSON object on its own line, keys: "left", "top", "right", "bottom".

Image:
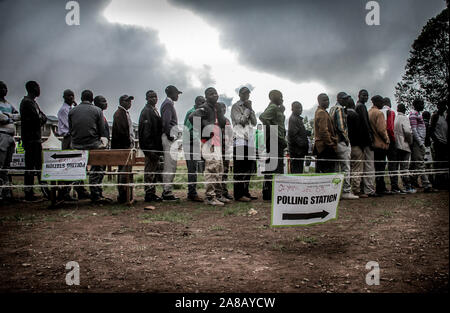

{"left": 0, "top": 80, "right": 448, "bottom": 205}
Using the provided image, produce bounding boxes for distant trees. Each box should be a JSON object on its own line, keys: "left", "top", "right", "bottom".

{"left": 395, "top": 7, "right": 449, "bottom": 111}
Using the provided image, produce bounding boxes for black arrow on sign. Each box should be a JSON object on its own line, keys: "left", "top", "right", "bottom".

{"left": 282, "top": 210, "right": 329, "bottom": 220}
{"left": 51, "top": 153, "right": 82, "bottom": 159}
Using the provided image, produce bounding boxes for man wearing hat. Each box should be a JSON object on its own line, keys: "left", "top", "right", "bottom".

{"left": 329, "top": 92, "right": 359, "bottom": 199}
{"left": 231, "top": 86, "right": 258, "bottom": 202}
{"left": 160, "top": 85, "right": 182, "bottom": 201}
{"left": 112, "top": 94, "right": 135, "bottom": 203}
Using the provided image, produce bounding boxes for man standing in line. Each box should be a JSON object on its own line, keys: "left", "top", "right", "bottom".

{"left": 139, "top": 90, "right": 163, "bottom": 203}
{"left": 330, "top": 92, "right": 359, "bottom": 199}
{"left": 161, "top": 85, "right": 182, "bottom": 201}
{"left": 409, "top": 99, "right": 435, "bottom": 193}
{"left": 189, "top": 87, "right": 227, "bottom": 206}
{"left": 20, "top": 81, "right": 49, "bottom": 202}
{"left": 218, "top": 102, "right": 233, "bottom": 202}
{"left": 313, "top": 93, "right": 337, "bottom": 174}
{"left": 288, "top": 101, "right": 308, "bottom": 174}
{"left": 393, "top": 103, "right": 415, "bottom": 193}
{"left": 346, "top": 97, "right": 364, "bottom": 196}
{"left": 429, "top": 100, "right": 448, "bottom": 190}
{"left": 182, "top": 96, "right": 204, "bottom": 202}
{"left": 0, "top": 81, "right": 20, "bottom": 203}
{"left": 231, "top": 87, "right": 258, "bottom": 202}
{"left": 57, "top": 89, "right": 90, "bottom": 201}
{"left": 259, "top": 90, "right": 287, "bottom": 201}
{"left": 381, "top": 97, "right": 397, "bottom": 194}
{"left": 368, "top": 95, "right": 390, "bottom": 196}
{"left": 111, "top": 95, "right": 135, "bottom": 203}
{"left": 355, "top": 89, "right": 378, "bottom": 197}
{"left": 69, "top": 90, "right": 110, "bottom": 203}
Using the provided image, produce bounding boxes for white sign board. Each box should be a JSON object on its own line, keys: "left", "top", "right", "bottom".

{"left": 41, "top": 150, "right": 88, "bottom": 181}
{"left": 271, "top": 173, "right": 344, "bottom": 226}
{"left": 10, "top": 153, "right": 25, "bottom": 168}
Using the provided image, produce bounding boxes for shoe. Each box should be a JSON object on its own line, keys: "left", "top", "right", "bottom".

{"left": 392, "top": 189, "right": 407, "bottom": 195}
{"left": 245, "top": 194, "right": 258, "bottom": 200}
{"left": 187, "top": 195, "right": 203, "bottom": 202}
{"left": 424, "top": 187, "right": 437, "bottom": 193}
{"left": 237, "top": 196, "right": 251, "bottom": 202}
{"left": 405, "top": 188, "right": 417, "bottom": 194}
{"left": 381, "top": 190, "right": 394, "bottom": 195}
{"left": 24, "top": 195, "right": 41, "bottom": 202}
{"left": 341, "top": 193, "right": 359, "bottom": 200}
{"left": 91, "top": 196, "right": 113, "bottom": 204}
{"left": 368, "top": 193, "right": 382, "bottom": 197}
{"left": 145, "top": 194, "right": 162, "bottom": 202}
{"left": 62, "top": 195, "right": 78, "bottom": 202}
{"left": 162, "top": 194, "right": 180, "bottom": 201}
{"left": 358, "top": 193, "right": 369, "bottom": 198}
{"left": 205, "top": 198, "right": 224, "bottom": 206}
{"left": 223, "top": 193, "right": 233, "bottom": 200}
{"left": 77, "top": 191, "right": 91, "bottom": 200}
{"left": 217, "top": 196, "right": 231, "bottom": 203}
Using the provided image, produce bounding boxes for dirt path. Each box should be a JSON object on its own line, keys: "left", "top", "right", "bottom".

{"left": 0, "top": 190, "right": 448, "bottom": 293}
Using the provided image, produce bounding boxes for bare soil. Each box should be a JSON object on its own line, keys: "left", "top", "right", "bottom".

{"left": 0, "top": 189, "right": 448, "bottom": 293}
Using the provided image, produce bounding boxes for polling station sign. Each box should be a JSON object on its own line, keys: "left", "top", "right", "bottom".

{"left": 271, "top": 173, "right": 344, "bottom": 226}
{"left": 41, "top": 150, "right": 88, "bottom": 181}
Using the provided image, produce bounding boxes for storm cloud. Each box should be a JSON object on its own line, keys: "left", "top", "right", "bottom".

{"left": 0, "top": 0, "right": 212, "bottom": 121}
{"left": 172, "top": 0, "right": 446, "bottom": 104}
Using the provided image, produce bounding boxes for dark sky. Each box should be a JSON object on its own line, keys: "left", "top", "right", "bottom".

{"left": 0, "top": 0, "right": 446, "bottom": 121}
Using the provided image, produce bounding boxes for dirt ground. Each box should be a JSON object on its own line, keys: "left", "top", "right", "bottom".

{"left": 0, "top": 187, "right": 448, "bottom": 293}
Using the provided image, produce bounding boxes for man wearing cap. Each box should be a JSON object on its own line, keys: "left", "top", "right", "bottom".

{"left": 112, "top": 95, "right": 135, "bottom": 203}
{"left": 57, "top": 89, "right": 90, "bottom": 201}
{"left": 259, "top": 90, "right": 287, "bottom": 201}
{"left": 231, "top": 86, "right": 258, "bottom": 202}
{"left": 329, "top": 92, "right": 359, "bottom": 199}
{"left": 69, "top": 90, "right": 110, "bottom": 203}
{"left": 160, "top": 85, "right": 182, "bottom": 201}
{"left": 139, "top": 90, "right": 163, "bottom": 202}
{"left": 368, "top": 95, "right": 390, "bottom": 196}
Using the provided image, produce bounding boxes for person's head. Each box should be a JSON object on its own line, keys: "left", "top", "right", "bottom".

{"left": 291, "top": 101, "right": 303, "bottom": 116}
{"left": 25, "top": 81, "right": 40, "bottom": 98}
{"left": 119, "top": 95, "right": 134, "bottom": 110}
{"left": 239, "top": 86, "right": 251, "bottom": 102}
{"left": 422, "top": 110, "right": 431, "bottom": 122}
{"left": 358, "top": 89, "right": 369, "bottom": 104}
{"left": 165, "top": 85, "right": 182, "bottom": 102}
{"left": 412, "top": 98, "right": 424, "bottom": 112}
{"left": 194, "top": 95, "right": 205, "bottom": 109}
{"left": 94, "top": 95, "right": 107, "bottom": 111}
{"left": 81, "top": 90, "right": 94, "bottom": 103}
{"left": 347, "top": 97, "right": 356, "bottom": 109}
{"left": 204, "top": 87, "right": 218, "bottom": 105}
{"left": 371, "top": 95, "right": 384, "bottom": 109}
{"left": 397, "top": 103, "right": 406, "bottom": 114}
{"left": 269, "top": 90, "right": 283, "bottom": 106}
{"left": 218, "top": 102, "right": 227, "bottom": 115}
{"left": 0, "top": 81, "right": 7, "bottom": 99}
{"left": 383, "top": 97, "right": 392, "bottom": 108}
{"left": 337, "top": 92, "right": 350, "bottom": 106}
{"left": 317, "top": 93, "right": 330, "bottom": 109}
{"left": 146, "top": 90, "right": 158, "bottom": 106}
{"left": 63, "top": 89, "right": 75, "bottom": 105}
{"left": 437, "top": 100, "right": 448, "bottom": 114}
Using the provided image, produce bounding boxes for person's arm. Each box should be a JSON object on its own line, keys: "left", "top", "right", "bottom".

{"left": 429, "top": 112, "right": 439, "bottom": 143}
{"left": 316, "top": 111, "right": 333, "bottom": 147}
{"left": 403, "top": 117, "right": 413, "bottom": 146}
{"left": 377, "top": 112, "right": 390, "bottom": 145}
{"left": 161, "top": 103, "right": 173, "bottom": 139}
{"left": 0, "top": 112, "right": 9, "bottom": 125}
{"left": 216, "top": 103, "right": 227, "bottom": 129}
{"left": 259, "top": 105, "right": 275, "bottom": 126}
{"left": 409, "top": 112, "right": 422, "bottom": 146}
{"left": 333, "top": 107, "right": 349, "bottom": 145}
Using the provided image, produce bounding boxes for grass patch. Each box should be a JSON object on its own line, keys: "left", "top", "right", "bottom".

{"left": 295, "top": 235, "right": 318, "bottom": 244}
{"left": 379, "top": 209, "right": 393, "bottom": 218}
{"left": 222, "top": 203, "right": 252, "bottom": 217}
{"left": 141, "top": 211, "right": 192, "bottom": 224}
{"left": 209, "top": 225, "right": 225, "bottom": 231}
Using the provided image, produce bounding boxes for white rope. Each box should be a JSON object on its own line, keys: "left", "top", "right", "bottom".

{"left": 4, "top": 170, "right": 448, "bottom": 189}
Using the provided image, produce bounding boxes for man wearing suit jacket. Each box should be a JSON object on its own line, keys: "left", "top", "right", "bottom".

{"left": 112, "top": 94, "right": 135, "bottom": 203}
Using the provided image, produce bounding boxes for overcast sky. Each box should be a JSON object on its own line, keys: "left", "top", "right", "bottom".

{"left": 0, "top": 0, "right": 446, "bottom": 122}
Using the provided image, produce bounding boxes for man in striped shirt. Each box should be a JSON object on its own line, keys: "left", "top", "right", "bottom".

{"left": 409, "top": 99, "right": 435, "bottom": 192}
